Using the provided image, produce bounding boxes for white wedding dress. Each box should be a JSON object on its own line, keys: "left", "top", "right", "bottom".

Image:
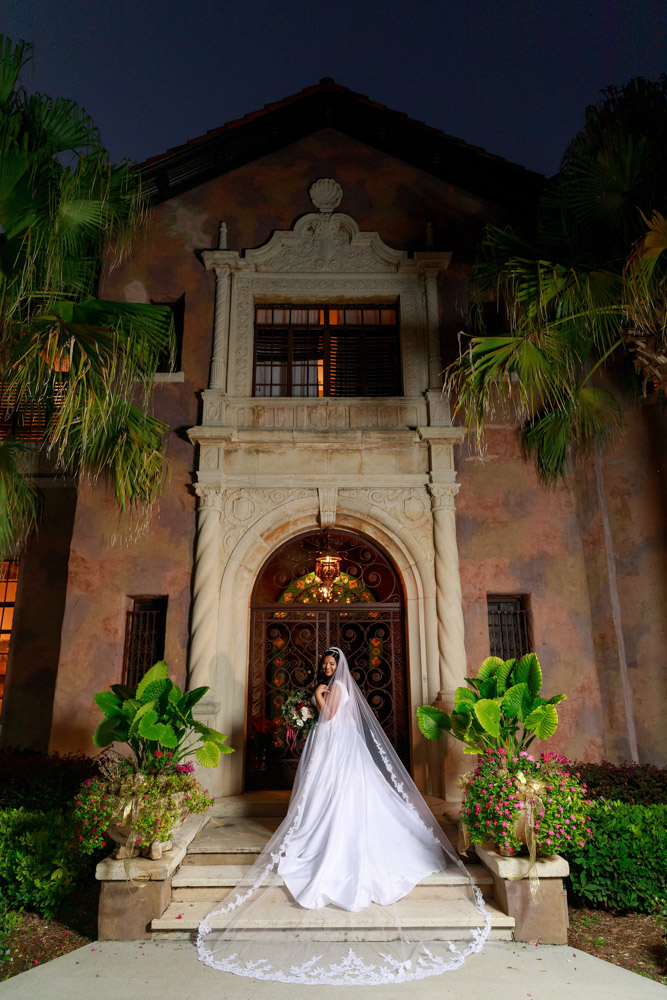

{"left": 197, "top": 648, "right": 489, "bottom": 985}
{"left": 277, "top": 681, "right": 444, "bottom": 910}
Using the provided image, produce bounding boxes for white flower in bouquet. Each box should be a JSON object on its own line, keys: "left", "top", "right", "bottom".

{"left": 301, "top": 706, "right": 313, "bottom": 720}
{"left": 296, "top": 719, "right": 305, "bottom": 728}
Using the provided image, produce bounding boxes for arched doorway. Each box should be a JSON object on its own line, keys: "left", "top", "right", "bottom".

{"left": 246, "top": 529, "right": 408, "bottom": 789}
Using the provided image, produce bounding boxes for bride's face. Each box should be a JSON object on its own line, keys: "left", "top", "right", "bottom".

{"left": 322, "top": 655, "right": 337, "bottom": 677}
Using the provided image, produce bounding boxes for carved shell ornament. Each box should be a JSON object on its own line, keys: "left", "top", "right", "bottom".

{"left": 309, "top": 178, "right": 343, "bottom": 213}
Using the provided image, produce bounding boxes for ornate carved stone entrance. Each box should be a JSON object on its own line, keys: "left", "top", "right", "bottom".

{"left": 247, "top": 530, "right": 408, "bottom": 789}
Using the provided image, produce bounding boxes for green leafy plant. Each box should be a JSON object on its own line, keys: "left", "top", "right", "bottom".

{"left": 460, "top": 748, "right": 592, "bottom": 856}
{"left": 91, "top": 661, "right": 234, "bottom": 770}
{"left": 417, "top": 653, "right": 566, "bottom": 754}
{"left": 563, "top": 801, "right": 667, "bottom": 912}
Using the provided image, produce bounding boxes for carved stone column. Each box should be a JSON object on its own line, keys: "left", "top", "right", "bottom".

{"left": 210, "top": 265, "right": 231, "bottom": 390}
{"left": 189, "top": 485, "right": 224, "bottom": 691}
{"left": 429, "top": 482, "right": 468, "bottom": 800}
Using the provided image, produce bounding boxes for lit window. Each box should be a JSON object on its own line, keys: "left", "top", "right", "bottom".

{"left": 0, "top": 560, "right": 19, "bottom": 715}
{"left": 253, "top": 305, "right": 401, "bottom": 397}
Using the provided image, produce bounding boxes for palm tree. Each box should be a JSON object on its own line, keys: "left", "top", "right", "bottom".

{"left": 0, "top": 36, "right": 174, "bottom": 555}
{"left": 448, "top": 76, "right": 667, "bottom": 483}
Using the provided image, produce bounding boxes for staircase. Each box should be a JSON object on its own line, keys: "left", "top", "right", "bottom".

{"left": 152, "top": 793, "right": 515, "bottom": 941}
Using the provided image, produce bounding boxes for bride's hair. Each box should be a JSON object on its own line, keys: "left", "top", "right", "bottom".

{"left": 316, "top": 647, "right": 340, "bottom": 687}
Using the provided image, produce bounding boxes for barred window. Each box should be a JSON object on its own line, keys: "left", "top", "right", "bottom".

{"left": 0, "top": 383, "right": 66, "bottom": 442}
{"left": 487, "top": 595, "right": 531, "bottom": 660}
{"left": 122, "top": 596, "right": 168, "bottom": 688}
{"left": 0, "top": 560, "right": 19, "bottom": 716}
{"left": 253, "top": 305, "right": 401, "bottom": 397}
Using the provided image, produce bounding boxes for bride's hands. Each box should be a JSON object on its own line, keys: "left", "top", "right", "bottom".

{"left": 314, "top": 683, "right": 330, "bottom": 713}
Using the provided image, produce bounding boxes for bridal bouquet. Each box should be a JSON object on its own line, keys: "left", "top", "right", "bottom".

{"left": 280, "top": 689, "right": 318, "bottom": 750}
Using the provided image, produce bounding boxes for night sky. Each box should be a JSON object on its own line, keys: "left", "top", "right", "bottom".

{"left": 4, "top": 0, "right": 666, "bottom": 178}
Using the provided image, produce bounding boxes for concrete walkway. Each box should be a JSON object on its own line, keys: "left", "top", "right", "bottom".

{"left": 1, "top": 940, "right": 664, "bottom": 999}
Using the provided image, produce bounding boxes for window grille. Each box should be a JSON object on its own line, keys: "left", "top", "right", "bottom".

{"left": 122, "top": 596, "right": 168, "bottom": 688}
{"left": 487, "top": 595, "right": 531, "bottom": 660}
{"left": 253, "top": 305, "right": 401, "bottom": 397}
{"left": 0, "top": 560, "right": 19, "bottom": 716}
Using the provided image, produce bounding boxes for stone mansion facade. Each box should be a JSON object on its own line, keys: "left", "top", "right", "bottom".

{"left": 1, "top": 80, "right": 664, "bottom": 801}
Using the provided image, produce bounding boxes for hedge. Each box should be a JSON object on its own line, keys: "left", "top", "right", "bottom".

{"left": 0, "top": 751, "right": 101, "bottom": 918}
{"left": 563, "top": 800, "right": 667, "bottom": 912}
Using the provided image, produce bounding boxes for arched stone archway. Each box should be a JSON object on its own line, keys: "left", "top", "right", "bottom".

{"left": 247, "top": 528, "right": 409, "bottom": 789}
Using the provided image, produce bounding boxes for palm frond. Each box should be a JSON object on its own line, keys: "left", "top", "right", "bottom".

{"left": 61, "top": 396, "right": 169, "bottom": 515}
{"left": 0, "top": 437, "right": 40, "bottom": 557}
{"left": 0, "top": 36, "right": 31, "bottom": 112}
{"left": 522, "top": 385, "right": 622, "bottom": 483}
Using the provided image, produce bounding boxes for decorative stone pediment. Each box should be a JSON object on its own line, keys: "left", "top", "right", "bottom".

{"left": 246, "top": 211, "right": 407, "bottom": 274}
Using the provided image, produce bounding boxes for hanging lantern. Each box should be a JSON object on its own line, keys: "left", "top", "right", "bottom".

{"left": 314, "top": 549, "right": 341, "bottom": 603}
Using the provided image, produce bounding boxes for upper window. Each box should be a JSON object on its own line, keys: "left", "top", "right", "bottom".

{"left": 253, "top": 305, "right": 401, "bottom": 398}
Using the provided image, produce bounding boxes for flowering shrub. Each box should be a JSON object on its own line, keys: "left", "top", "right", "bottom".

{"left": 248, "top": 716, "right": 281, "bottom": 757}
{"left": 566, "top": 760, "right": 667, "bottom": 806}
{"left": 0, "top": 748, "right": 96, "bottom": 810}
{"left": 72, "top": 753, "right": 214, "bottom": 855}
{"left": 460, "top": 749, "right": 593, "bottom": 856}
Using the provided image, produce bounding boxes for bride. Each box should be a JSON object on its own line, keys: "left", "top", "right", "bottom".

{"left": 197, "top": 647, "right": 489, "bottom": 985}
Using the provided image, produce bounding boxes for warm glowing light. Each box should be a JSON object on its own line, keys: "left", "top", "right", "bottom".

{"left": 314, "top": 549, "right": 342, "bottom": 603}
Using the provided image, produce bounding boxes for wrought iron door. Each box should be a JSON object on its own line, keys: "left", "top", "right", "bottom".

{"left": 246, "top": 531, "right": 408, "bottom": 790}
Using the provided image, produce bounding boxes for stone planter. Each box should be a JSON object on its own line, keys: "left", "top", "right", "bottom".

{"left": 106, "top": 791, "right": 191, "bottom": 860}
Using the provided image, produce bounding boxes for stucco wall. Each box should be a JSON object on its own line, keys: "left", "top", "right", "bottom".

{"left": 42, "top": 128, "right": 666, "bottom": 768}
{"left": 574, "top": 396, "right": 667, "bottom": 766}
{"left": 456, "top": 427, "right": 606, "bottom": 764}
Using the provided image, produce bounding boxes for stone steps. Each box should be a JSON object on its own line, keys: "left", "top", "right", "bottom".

{"left": 171, "top": 863, "right": 494, "bottom": 902}
{"left": 153, "top": 891, "right": 513, "bottom": 941}
{"left": 152, "top": 797, "right": 514, "bottom": 943}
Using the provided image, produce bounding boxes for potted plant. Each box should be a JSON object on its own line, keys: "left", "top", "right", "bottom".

{"left": 73, "top": 661, "right": 233, "bottom": 859}
{"left": 417, "top": 653, "right": 590, "bottom": 863}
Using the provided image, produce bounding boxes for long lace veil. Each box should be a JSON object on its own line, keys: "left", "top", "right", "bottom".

{"left": 197, "top": 648, "right": 490, "bottom": 985}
